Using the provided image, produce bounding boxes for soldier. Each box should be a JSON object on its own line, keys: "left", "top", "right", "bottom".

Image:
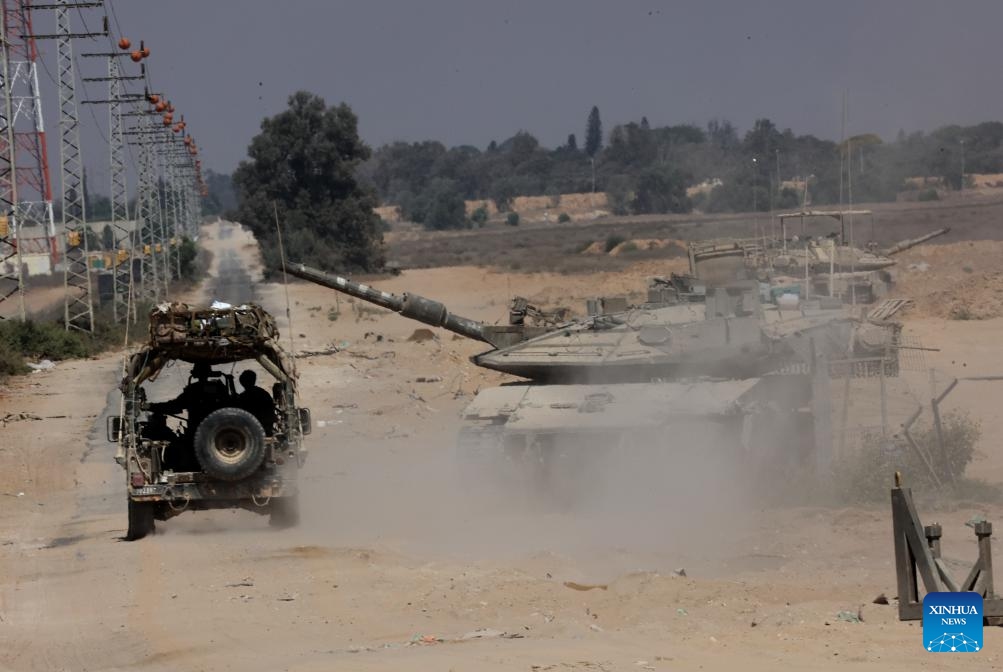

{"left": 238, "top": 370, "right": 276, "bottom": 435}
{"left": 145, "top": 361, "right": 226, "bottom": 433}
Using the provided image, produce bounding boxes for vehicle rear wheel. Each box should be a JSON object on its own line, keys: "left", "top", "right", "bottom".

{"left": 193, "top": 407, "right": 267, "bottom": 482}
{"left": 126, "top": 499, "right": 155, "bottom": 540}
{"left": 269, "top": 495, "right": 300, "bottom": 529}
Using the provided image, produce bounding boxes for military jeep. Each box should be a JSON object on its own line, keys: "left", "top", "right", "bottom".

{"left": 109, "top": 302, "right": 310, "bottom": 540}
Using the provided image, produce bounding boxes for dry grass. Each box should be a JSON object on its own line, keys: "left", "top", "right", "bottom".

{"left": 386, "top": 194, "right": 1003, "bottom": 274}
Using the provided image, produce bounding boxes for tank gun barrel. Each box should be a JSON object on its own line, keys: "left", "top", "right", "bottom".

{"left": 286, "top": 263, "right": 489, "bottom": 344}
{"left": 882, "top": 227, "right": 950, "bottom": 256}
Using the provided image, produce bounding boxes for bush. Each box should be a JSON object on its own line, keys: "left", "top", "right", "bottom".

{"left": 604, "top": 234, "right": 626, "bottom": 253}
{"left": 557, "top": 212, "right": 571, "bottom": 223}
{"left": 605, "top": 175, "right": 633, "bottom": 216}
{"left": 179, "top": 236, "right": 208, "bottom": 283}
{"left": 832, "top": 411, "right": 982, "bottom": 502}
{"left": 918, "top": 188, "right": 940, "bottom": 202}
{"left": 618, "top": 241, "right": 638, "bottom": 254}
{"left": 470, "top": 206, "right": 489, "bottom": 226}
{"left": 506, "top": 212, "right": 520, "bottom": 226}
{"left": 0, "top": 301, "right": 136, "bottom": 380}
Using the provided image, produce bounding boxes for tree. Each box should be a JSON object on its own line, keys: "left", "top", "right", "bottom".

{"left": 605, "top": 175, "right": 633, "bottom": 215}
{"left": 101, "top": 224, "right": 115, "bottom": 251}
{"left": 232, "top": 91, "right": 384, "bottom": 273}
{"left": 203, "top": 170, "right": 237, "bottom": 216}
{"left": 585, "top": 106, "right": 602, "bottom": 157}
{"left": 632, "top": 166, "right": 692, "bottom": 214}
{"left": 410, "top": 178, "right": 468, "bottom": 230}
{"left": 566, "top": 133, "right": 578, "bottom": 151}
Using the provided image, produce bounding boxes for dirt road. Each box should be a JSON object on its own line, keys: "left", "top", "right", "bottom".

{"left": 2, "top": 221, "right": 1002, "bottom": 670}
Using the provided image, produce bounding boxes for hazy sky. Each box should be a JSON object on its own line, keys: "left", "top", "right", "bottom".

{"left": 30, "top": 0, "right": 1003, "bottom": 178}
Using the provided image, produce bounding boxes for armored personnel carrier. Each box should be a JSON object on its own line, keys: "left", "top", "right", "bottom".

{"left": 109, "top": 302, "right": 311, "bottom": 539}
{"left": 287, "top": 263, "right": 899, "bottom": 496}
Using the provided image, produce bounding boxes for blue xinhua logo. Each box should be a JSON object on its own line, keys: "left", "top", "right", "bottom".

{"left": 923, "top": 592, "right": 983, "bottom": 652}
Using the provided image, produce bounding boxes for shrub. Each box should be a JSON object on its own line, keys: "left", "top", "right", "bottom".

{"left": 557, "top": 212, "right": 571, "bottom": 223}
{"left": 0, "top": 302, "right": 134, "bottom": 380}
{"left": 604, "top": 234, "right": 626, "bottom": 253}
{"left": 918, "top": 188, "right": 940, "bottom": 202}
{"left": 470, "top": 206, "right": 489, "bottom": 226}
{"left": 832, "top": 411, "right": 982, "bottom": 503}
{"left": 506, "top": 212, "right": 520, "bottom": 227}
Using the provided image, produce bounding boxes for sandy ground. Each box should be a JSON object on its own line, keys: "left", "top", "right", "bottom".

{"left": 3, "top": 221, "right": 1003, "bottom": 670}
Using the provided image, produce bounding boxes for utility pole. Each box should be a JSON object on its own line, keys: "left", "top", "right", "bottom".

{"left": 81, "top": 52, "right": 144, "bottom": 323}
{"left": 960, "top": 138, "right": 965, "bottom": 197}
{"left": 130, "top": 109, "right": 161, "bottom": 302}
{"left": 32, "top": 0, "right": 105, "bottom": 332}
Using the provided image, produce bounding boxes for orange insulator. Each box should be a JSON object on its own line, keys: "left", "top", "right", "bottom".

{"left": 118, "top": 37, "right": 131, "bottom": 50}
{"left": 173, "top": 123, "right": 183, "bottom": 133}
{"left": 183, "top": 136, "right": 192, "bottom": 145}
{"left": 130, "top": 51, "right": 142, "bottom": 62}
{"left": 163, "top": 113, "right": 173, "bottom": 122}
{"left": 167, "top": 103, "right": 174, "bottom": 113}
{"left": 163, "top": 118, "right": 171, "bottom": 126}
{"left": 155, "top": 101, "right": 166, "bottom": 112}
{"left": 140, "top": 44, "right": 150, "bottom": 58}
{"left": 148, "top": 93, "right": 159, "bottom": 104}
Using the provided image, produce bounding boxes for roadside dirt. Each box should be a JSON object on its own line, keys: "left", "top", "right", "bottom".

{"left": 2, "top": 221, "right": 1003, "bottom": 670}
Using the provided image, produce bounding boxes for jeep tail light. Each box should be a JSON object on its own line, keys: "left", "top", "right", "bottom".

{"left": 131, "top": 473, "right": 146, "bottom": 487}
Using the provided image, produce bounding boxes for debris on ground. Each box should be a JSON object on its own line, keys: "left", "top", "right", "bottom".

{"left": 836, "top": 610, "right": 861, "bottom": 623}
{"left": 0, "top": 412, "right": 42, "bottom": 426}
{"left": 673, "top": 567, "right": 687, "bottom": 577}
{"left": 295, "top": 344, "right": 341, "bottom": 358}
{"left": 26, "top": 360, "right": 55, "bottom": 372}
{"left": 564, "top": 581, "right": 608, "bottom": 591}
{"left": 414, "top": 376, "right": 443, "bottom": 383}
{"left": 458, "top": 628, "right": 524, "bottom": 641}
{"left": 873, "top": 593, "right": 889, "bottom": 605}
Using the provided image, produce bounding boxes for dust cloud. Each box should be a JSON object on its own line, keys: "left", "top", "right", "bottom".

{"left": 295, "top": 413, "right": 798, "bottom": 581}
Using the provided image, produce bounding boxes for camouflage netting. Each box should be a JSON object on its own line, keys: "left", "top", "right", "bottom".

{"left": 149, "top": 302, "right": 279, "bottom": 345}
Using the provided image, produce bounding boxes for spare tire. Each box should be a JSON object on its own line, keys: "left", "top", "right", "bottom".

{"left": 193, "top": 407, "right": 267, "bottom": 481}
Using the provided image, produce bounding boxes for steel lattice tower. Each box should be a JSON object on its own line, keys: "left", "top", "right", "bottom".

{"left": 105, "top": 55, "right": 132, "bottom": 320}
{"left": 53, "top": 1, "right": 94, "bottom": 332}
{"left": 81, "top": 52, "right": 144, "bottom": 323}
{"left": 2, "top": 1, "right": 56, "bottom": 303}
{"left": 0, "top": 5, "right": 22, "bottom": 320}
{"left": 133, "top": 107, "right": 161, "bottom": 302}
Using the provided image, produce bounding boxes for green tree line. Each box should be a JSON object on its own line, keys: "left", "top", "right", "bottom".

{"left": 357, "top": 112, "right": 1003, "bottom": 228}
{"left": 224, "top": 91, "right": 1003, "bottom": 272}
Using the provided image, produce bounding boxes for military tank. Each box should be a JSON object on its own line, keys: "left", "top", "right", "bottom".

{"left": 288, "top": 262, "right": 899, "bottom": 499}
{"left": 688, "top": 214, "right": 950, "bottom": 303}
